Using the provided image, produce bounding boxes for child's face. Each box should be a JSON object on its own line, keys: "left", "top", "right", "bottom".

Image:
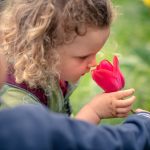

{"left": 57, "top": 27, "right": 110, "bottom": 84}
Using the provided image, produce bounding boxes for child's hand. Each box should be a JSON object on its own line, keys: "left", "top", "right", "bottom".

{"left": 76, "top": 57, "right": 135, "bottom": 125}
{"left": 76, "top": 88, "right": 135, "bottom": 124}
{"left": 90, "top": 88, "right": 135, "bottom": 119}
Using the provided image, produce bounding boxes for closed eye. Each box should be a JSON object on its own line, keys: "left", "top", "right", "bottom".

{"left": 78, "top": 55, "right": 89, "bottom": 60}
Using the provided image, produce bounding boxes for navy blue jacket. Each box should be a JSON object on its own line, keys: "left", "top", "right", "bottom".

{"left": 0, "top": 104, "right": 150, "bottom": 150}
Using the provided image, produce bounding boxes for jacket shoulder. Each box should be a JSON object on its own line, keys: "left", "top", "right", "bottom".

{"left": 0, "top": 84, "right": 39, "bottom": 109}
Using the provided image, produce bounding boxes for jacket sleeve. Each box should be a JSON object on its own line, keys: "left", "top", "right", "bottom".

{"left": 0, "top": 104, "right": 150, "bottom": 150}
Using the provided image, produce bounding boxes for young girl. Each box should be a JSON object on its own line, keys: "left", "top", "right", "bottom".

{"left": 0, "top": 53, "right": 150, "bottom": 150}
{"left": 0, "top": 0, "right": 135, "bottom": 124}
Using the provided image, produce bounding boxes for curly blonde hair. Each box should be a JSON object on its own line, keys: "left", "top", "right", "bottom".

{"left": 0, "top": 0, "right": 114, "bottom": 89}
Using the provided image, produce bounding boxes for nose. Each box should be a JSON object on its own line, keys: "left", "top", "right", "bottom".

{"left": 88, "top": 58, "right": 97, "bottom": 68}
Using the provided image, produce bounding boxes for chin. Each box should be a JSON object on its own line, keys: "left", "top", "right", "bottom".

{"left": 62, "top": 76, "right": 81, "bottom": 84}
{"left": 70, "top": 78, "right": 80, "bottom": 84}
{"left": 71, "top": 81, "right": 78, "bottom": 84}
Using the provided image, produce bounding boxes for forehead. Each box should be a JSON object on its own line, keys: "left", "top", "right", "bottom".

{"left": 59, "top": 27, "right": 110, "bottom": 56}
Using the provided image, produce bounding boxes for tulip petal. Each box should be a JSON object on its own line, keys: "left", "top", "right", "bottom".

{"left": 120, "top": 72, "right": 125, "bottom": 87}
{"left": 113, "top": 56, "right": 125, "bottom": 88}
{"left": 97, "top": 60, "right": 113, "bottom": 71}
{"left": 92, "top": 56, "right": 125, "bottom": 93}
{"left": 92, "top": 69, "right": 122, "bottom": 92}
{"left": 113, "top": 56, "right": 119, "bottom": 73}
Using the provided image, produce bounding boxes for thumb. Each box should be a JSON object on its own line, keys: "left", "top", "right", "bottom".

{"left": 135, "top": 108, "right": 149, "bottom": 113}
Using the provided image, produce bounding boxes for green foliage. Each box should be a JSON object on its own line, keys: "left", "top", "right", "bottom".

{"left": 70, "top": 0, "right": 150, "bottom": 124}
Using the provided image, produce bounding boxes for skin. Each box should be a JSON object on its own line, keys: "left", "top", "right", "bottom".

{"left": 55, "top": 27, "right": 145, "bottom": 125}
{"left": 57, "top": 27, "right": 110, "bottom": 84}
{"left": 0, "top": 51, "right": 147, "bottom": 125}
{"left": 75, "top": 89, "right": 136, "bottom": 124}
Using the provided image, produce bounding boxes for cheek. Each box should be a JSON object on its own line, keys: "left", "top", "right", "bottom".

{"left": 60, "top": 62, "right": 84, "bottom": 77}
{"left": 71, "top": 61, "right": 87, "bottom": 71}
{"left": 58, "top": 57, "right": 88, "bottom": 77}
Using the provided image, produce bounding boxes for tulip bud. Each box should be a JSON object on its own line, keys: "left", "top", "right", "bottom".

{"left": 91, "top": 56, "right": 125, "bottom": 93}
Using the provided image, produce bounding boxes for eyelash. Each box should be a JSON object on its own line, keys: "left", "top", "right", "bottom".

{"left": 78, "top": 56, "right": 88, "bottom": 60}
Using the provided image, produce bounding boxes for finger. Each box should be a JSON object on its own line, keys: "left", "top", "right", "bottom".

{"left": 116, "top": 96, "right": 136, "bottom": 107}
{"left": 135, "top": 108, "right": 149, "bottom": 113}
{"left": 112, "top": 88, "right": 135, "bottom": 99}
{"left": 116, "top": 106, "right": 132, "bottom": 114}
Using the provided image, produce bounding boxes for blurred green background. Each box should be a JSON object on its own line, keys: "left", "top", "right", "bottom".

{"left": 70, "top": 0, "right": 150, "bottom": 124}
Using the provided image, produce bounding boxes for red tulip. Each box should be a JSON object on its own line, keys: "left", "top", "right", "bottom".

{"left": 91, "top": 56, "right": 125, "bottom": 93}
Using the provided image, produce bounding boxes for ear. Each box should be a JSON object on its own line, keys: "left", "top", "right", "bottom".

{"left": 0, "top": 54, "right": 7, "bottom": 88}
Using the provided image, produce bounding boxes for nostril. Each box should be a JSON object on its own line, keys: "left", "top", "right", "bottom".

{"left": 88, "top": 61, "right": 97, "bottom": 68}
{"left": 90, "top": 66, "right": 97, "bottom": 71}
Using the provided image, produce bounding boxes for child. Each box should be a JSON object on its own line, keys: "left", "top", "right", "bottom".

{"left": 0, "top": 53, "right": 150, "bottom": 150}
{"left": 0, "top": 0, "right": 135, "bottom": 124}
